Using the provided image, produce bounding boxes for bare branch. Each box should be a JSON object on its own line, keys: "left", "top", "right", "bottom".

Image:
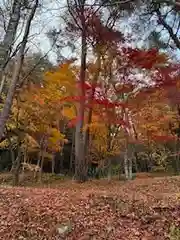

{"left": 155, "top": 8, "right": 180, "bottom": 49}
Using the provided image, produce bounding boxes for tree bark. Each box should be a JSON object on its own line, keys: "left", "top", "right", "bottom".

{"left": 6, "top": 133, "right": 15, "bottom": 172}
{"left": 133, "top": 152, "right": 139, "bottom": 172}
{"left": 128, "top": 157, "right": 133, "bottom": 180}
{"left": 0, "top": 0, "right": 39, "bottom": 140}
{"left": 39, "top": 148, "right": 45, "bottom": 182}
{"left": 52, "top": 152, "right": 55, "bottom": 174}
{"left": 0, "top": 0, "right": 22, "bottom": 95}
{"left": 123, "top": 108, "right": 133, "bottom": 180}
{"left": 124, "top": 147, "right": 129, "bottom": 180}
{"left": 0, "top": 0, "right": 21, "bottom": 70}
{"left": 124, "top": 147, "right": 133, "bottom": 180}
{"left": 12, "top": 142, "right": 22, "bottom": 186}
{"left": 74, "top": 0, "right": 88, "bottom": 182}
{"left": 70, "top": 130, "right": 75, "bottom": 174}
{"left": 107, "top": 125, "right": 112, "bottom": 181}
{"left": 83, "top": 54, "right": 101, "bottom": 178}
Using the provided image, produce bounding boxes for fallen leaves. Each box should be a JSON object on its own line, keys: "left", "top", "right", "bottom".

{"left": 0, "top": 177, "right": 180, "bottom": 239}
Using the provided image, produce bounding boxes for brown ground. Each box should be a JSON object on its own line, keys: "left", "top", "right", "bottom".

{"left": 0, "top": 175, "right": 180, "bottom": 239}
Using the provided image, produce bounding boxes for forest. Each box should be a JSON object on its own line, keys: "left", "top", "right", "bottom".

{"left": 0, "top": 0, "right": 180, "bottom": 239}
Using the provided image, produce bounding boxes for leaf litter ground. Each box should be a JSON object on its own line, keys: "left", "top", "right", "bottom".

{"left": 0, "top": 176, "right": 180, "bottom": 239}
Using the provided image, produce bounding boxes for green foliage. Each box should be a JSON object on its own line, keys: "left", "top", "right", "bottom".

{"left": 111, "top": 164, "right": 121, "bottom": 176}
{"left": 151, "top": 165, "right": 166, "bottom": 173}
{"left": 169, "top": 225, "right": 180, "bottom": 240}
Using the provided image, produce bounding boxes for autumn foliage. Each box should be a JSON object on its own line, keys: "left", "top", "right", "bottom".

{"left": 0, "top": 177, "right": 180, "bottom": 239}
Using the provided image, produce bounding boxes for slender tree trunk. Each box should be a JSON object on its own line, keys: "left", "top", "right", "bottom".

{"left": 107, "top": 164, "right": 112, "bottom": 182}
{"left": 123, "top": 108, "right": 133, "bottom": 180}
{"left": 74, "top": 0, "right": 88, "bottom": 182}
{"left": 128, "top": 157, "right": 133, "bottom": 180}
{"left": 10, "top": 149, "right": 15, "bottom": 172}
{"left": 70, "top": 130, "right": 75, "bottom": 174}
{"left": 7, "top": 134, "right": 15, "bottom": 172}
{"left": 37, "top": 150, "right": 41, "bottom": 168}
{"left": 107, "top": 125, "right": 112, "bottom": 182}
{"left": 0, "top": 0, "right": 21, "bottom": 70}
{"left": 40, "top": 150, "right": 45, "bottom": 173}
{"left": 38, "top": 137, "right": 47, "bottom": 181}
{"left": 13, "top": 143, "right": 22, "bottom": 186}
{"left": 147, "top": 141, "right": 153, "bottom": 172}
{"left": 52, "top": 152, "right": 55, "bottom": 174}
{"left": 0, "top": 0, "right": 39, "bottom": 140}
{"left": 133, "top": 152, "right": 138, "bottom": 172}
{"left": 21, "top": 142, "right": 28, "bottom": 180}
{"left": 0, "top": 0, "right": 22, "bottom": 95}
{"left": 34, "top": 150, "right": 41, "bottom": 181}
{"left": 39, "top": 148, "right": 45, "bottom": 182}
{"left": 132, "top": 123, "right": 139, "bottom": 173}
{"left": 0, "top": 75, "right": 6, "bottom": 96}
{"left": 59, "top": 150, "right": 64, "bottom": 172}
{"left": 83, "top": 54, "right": 101, "bottom": 169}
{"left": 124, "top": 148, "right": 129, "bottom": 180}
{"left": 124, "top": 148, "right": 133, "bottom": 180}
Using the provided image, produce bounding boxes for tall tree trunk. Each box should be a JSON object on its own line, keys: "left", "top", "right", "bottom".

{"left": 83, "top": 54, "right": 101, "bottom": 175}
{"left": 38, "top": 137, "right": 47, "bottom": 181}
{"left": 0, "top": 0, "right": 22, "bottom": 95}
{"left": 124, "top": 145, "right": 133, "bottom": 180}
{"left": 37, "top": 150, "right": 41, "bottom": 168}
{"left": 0, "top": 0, "right": 39, "bottom": 140}
{"left": 132, "top": 123, "right": 139, "bottom": 173}
{"left": 70, "top": 130, "right": 75, "bottom": 174}
{"left": 0, "top": 0, "right": 21, "bottom": 70}
{"left": 123, "top": 109, "right": 133, "bottom": 180}
{"left": 107, "top": 125, "right": 112, "bottom": 182}
{"left": 74, "top": 0, "right": 87, "bottom": 182}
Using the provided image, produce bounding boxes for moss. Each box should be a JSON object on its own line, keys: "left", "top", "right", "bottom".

{"left": 169, "top": 224, "right": 180, "bottom": 240}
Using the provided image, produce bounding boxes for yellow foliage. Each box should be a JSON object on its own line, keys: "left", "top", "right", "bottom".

{"left": 62, "top": 106, "right": 76, "bottom": 120}
{"left": 1, "top": 61, "right": 77, "bottom": 155}
{"left": 88, "top": 118, "right": 121, "bottom": 161}
{"left": 0, "top": 139, "right": 9, "bottom": 148}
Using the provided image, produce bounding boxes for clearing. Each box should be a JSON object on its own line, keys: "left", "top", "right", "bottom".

{"left": 0, "top": 176, "right": 180, "bottom": 239}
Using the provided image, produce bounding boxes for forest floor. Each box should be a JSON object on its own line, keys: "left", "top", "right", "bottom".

{"left": 0, "top": 174, "right": 180, "bottom": 239}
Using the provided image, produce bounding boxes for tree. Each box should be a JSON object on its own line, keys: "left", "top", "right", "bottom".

{"left": 20, "top": 52, "right": 53, "bottom": 86}
{"left": 0, "top": 0, "right": 39, "bottom": 141}
{"left": 0, "top": 0, "right": 21, "bottom": 72}
{"left": 104, "top": 0, "right": 180, "bottom": 54}
{"left": 19, "top": 61, "right": 76, "bottom": 180}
